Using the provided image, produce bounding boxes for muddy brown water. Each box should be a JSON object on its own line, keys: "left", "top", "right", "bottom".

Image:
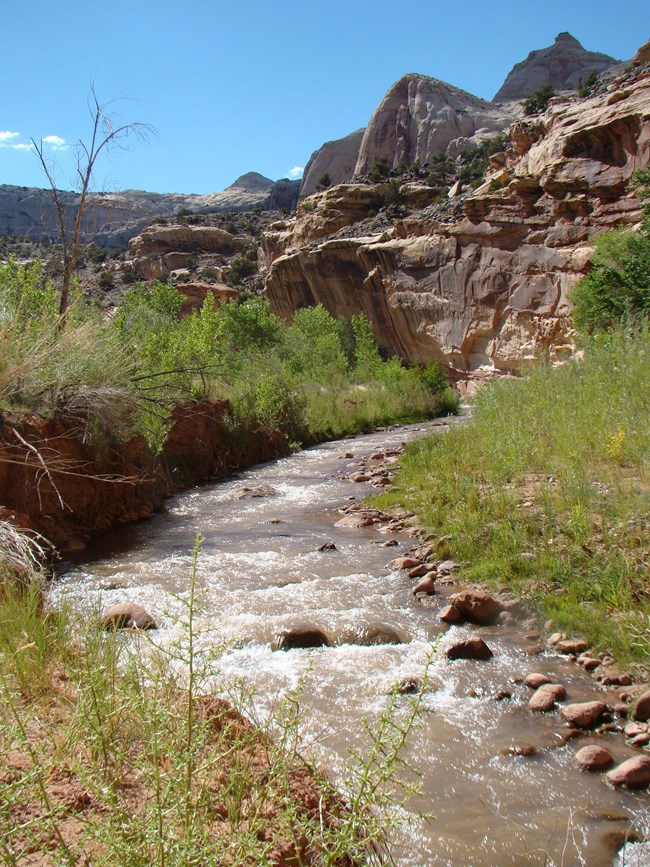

{"left": 53, "top": 421, "right": 650, "bottom": 866}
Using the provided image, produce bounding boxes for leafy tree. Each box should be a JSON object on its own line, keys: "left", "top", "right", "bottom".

{"left": 317, "top": 172, "right": 332, "bottom": 190}
{"left": 227, "top": 256, "right": 257, "bottom": 286}
{"left": 369, "top": 157, "right": 392, "bottom": 183}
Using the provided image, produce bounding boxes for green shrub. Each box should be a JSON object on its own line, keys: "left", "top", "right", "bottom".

{"left": 369, "top": 156, "right": 391, "bottom": 183}
{"left": 227, "top": 256, "right": 257, "bottom": 286}
{"left": 570, "top": 172, "right": 650, "bottom": 333}
{"left": 523, "top": 84, "right": 555, "bottom": 115}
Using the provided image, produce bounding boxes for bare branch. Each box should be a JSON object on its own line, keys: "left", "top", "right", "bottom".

{"left": 11, "top": 427, "right": 68, "bottom": 511}
{"left": 32, "top": 88, "right": 153, "bottom": 316}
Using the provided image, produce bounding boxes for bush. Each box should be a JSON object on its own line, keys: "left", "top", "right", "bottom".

{"left": 523, "top": 84, "right": 555, "bottom": 115}
{"left": 571, "top": 170, "right": 650, "bottom": 333}
{"left": 226, "top": 256, "right": 257, "bottom": 286}
{"left": 369, "top": 156, "right": 391, "bottom": 183}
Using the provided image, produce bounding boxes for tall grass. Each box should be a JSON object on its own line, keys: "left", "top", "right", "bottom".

{"left": 375, "top": 327, "right": 650, "bottom": 666}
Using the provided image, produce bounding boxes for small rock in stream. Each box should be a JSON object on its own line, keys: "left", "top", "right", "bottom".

{"left": 632, "top": 689, "right": 650, "bottom": 723}
{"left": 524, "top": 673, "right": 553, "bottom": 689}
{"left": 606, "top": 755, "right": 650, "bottom": 789}
{"left": 528, "top": 683, "right": 567, "bottom": 712}
{"left": 274, "top": 627, "right": 329, "bottom": 651}
{"left": 317, "top": 542, "right": 337, "bottom": 552}
{"left": 448, "top": 590, "right": 503, "bottom": 625}
{"left": 574, "top": 745, "right": 614, "bottom": 772}
{"left": 412, "top": 574, "right": 436, "bottom": 595}
{"left": 446, "top": 637, "right": 494, "bottom": 661}
{"left": 234, "top": 485, "right": 278, "bottom": 499}
{"left": 560, "top": 701, "right": 607, "bottom": 729}
{"left": 101, "top": 602, "right": 158, "bottom": 631}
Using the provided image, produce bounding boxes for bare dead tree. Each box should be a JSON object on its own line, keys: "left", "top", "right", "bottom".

{"left": 31, "top": 88, "right": 151, "bottom": 316}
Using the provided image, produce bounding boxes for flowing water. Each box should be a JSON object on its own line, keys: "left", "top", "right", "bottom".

{"left": 53, "top": 421, "right": 650, "bottom": 866}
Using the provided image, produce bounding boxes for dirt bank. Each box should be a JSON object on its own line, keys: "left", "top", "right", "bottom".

{"left": 0, "top": 400, "right": 289, "bottom": 553}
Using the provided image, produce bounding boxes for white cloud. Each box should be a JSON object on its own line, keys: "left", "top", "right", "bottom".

{"left": 43, "top": 135, "right": 67, "bottom": 151}
{"left": 0, "top": 131, "right": 20, "bottom": 143}
{"left": 12, "top": 143, "right": 32, "bottom": 151}
{"left": 288, "top": 165, "right": 304, "bottom": 179}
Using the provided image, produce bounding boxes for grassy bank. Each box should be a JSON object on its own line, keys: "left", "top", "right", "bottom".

{"left": 0, "top": 260, "right": 457, "bottom": 458}
{"left": 375, "top": 327, "right": 650, "bottom": 668}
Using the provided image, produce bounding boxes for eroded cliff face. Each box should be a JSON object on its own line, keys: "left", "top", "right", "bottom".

{"left": 263, "top": 63, "right": 649, "bottom": 381}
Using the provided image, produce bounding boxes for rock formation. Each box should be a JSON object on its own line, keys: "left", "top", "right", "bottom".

{"left": 354, "top": 74, "right": 515, "bottom": 176}
{"left": 263, "top": 58, "right": 649, "bottom": 381}
{"left": 300, "top": 129, "right": 366, "bottom": 198}
{"left": 0, "top": 174, "right": 300, "bottom": 248}
{"left": 493, "top": 33, "right": 618, "bottom": 103}
{"left": 298, "top": 33, "right": 620, "bottom": 203}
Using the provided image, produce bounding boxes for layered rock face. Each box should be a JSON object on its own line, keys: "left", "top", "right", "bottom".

{"left": 0, "top": 174, "right": 300, "bottom": 248}
{"left": 128, "top": 224, "right": 251, "bottom": 281}
{"left": 264, "top": 63, "right": 649, "bottom": 380}
{"left": 353, "top": 75, "right": 515, "bottom": 176}
{"left": 494, "top": 33, "right": 618, "bottom": 103}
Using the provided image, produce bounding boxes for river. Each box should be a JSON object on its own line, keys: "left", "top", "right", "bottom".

{"left": 52, "top": 420, "right": 650, "bottom": 866}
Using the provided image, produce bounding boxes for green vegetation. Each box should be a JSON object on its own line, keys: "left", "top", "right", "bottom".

{"left": 570, "top": 168, "right": 650, "bottom": 333}
{"left": 0, "top": 259, "right": 457, "bottom": 454}
{"left": 0, "top": 539, "right": 431, "bottom": 864}
{"left": 226, "top": 255, "right": 258, "bottom": 286}
{"left": 523, "top": 84, "right": 555, "bottom": 115}
{"left": 457, "top": 134, "right": 510, "bottom": 187}
{"left": 375, "top": 326, "right": 650, "bottom": 666}
{"left": 577, "top": 70, "right": 599, "bottom": 98}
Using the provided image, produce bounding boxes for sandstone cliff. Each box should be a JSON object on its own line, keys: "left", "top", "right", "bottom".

{"left": 263, "top": 60, "right": 649, "bottom": 382}
{"left": 353, "top": 75, "right": 515, "bottom": 176}
{"left": 0, "top": 174, "right": 300, "bottom": 248}
{"left": 299, "top": 33, "right": 621, "bottom": 202}
{"left": 300, "top": 129, "right": 366, "bottom": 198}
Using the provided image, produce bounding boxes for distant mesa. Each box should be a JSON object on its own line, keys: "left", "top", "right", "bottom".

{"left": 225, "top": 172, "right": 275, "bottom": 193}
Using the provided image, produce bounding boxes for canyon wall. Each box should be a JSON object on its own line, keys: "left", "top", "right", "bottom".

{"left": 264, "top": 61, "right": 649, "bottom": 381}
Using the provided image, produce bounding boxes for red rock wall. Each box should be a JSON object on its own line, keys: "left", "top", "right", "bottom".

{"left": 0, "top": 401, "right": 289, "bottom": 553}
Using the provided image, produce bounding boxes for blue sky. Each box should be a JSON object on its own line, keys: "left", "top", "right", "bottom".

{"left": 1, "top": 0, "right": 646, "bottom": 194}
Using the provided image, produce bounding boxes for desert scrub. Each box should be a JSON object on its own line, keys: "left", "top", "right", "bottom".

{"left": 0, "top": 536, "right": 431, "bottom": 865}
{"left": 374, "top": 326, "right": 650, "bottom": 667}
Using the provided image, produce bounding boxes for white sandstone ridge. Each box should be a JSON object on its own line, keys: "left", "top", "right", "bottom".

{"left": 299, "top": 33, "right": 620, "bottom": 199}
{"left": 0, "top": 172, "right": 300, "bottom": 248}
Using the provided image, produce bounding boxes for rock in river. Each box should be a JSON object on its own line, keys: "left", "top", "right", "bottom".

{"left": 560, "top": 701, "right": 607, "bottom": 729}
{"left": 606, "top": 755, "right": 650, "bottom": 789}
{"left": 574, "top": 745, "right": 614, "bottom": 772}
{"left": 448, "top": 590, "right": 503, "bottom": 625}
{"left": 528, "top": 683, "right": 567, "bottom": 712}
{"left": 101, "top": 602, "right": 158, "bottom": 631}
{"left": 274, "top": 627, "right": 329, "bottom": 650}
{"left": 446, "top": 637, "right": 494, "bottom": 661}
